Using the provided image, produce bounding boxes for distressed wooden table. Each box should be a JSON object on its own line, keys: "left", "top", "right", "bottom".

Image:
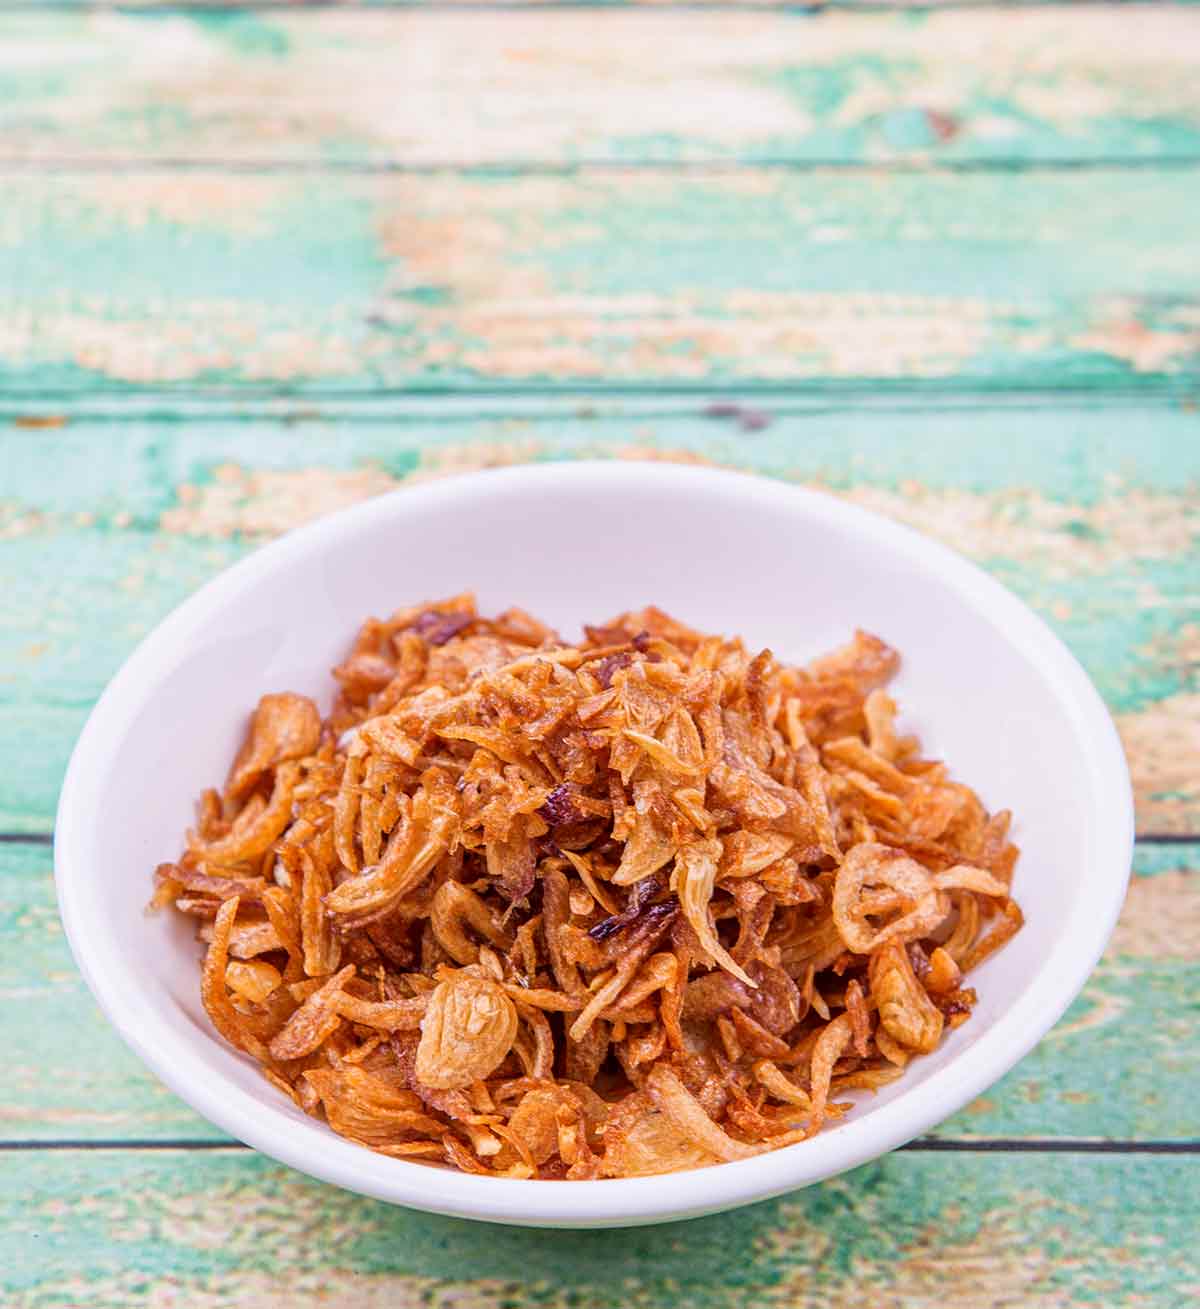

{"left": 3, "top": 4, "right": 1199, "bottom": 1305}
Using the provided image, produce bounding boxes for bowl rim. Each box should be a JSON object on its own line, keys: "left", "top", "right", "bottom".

{"left": 55, "top": 460, "right": 1134, "bottom": 1227}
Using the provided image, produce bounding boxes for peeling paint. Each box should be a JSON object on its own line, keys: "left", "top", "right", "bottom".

{"left": 1116, "top": 692, "right": 1200, "bottom": 834}
{"left": 156, "top": 451, "right": 1200, "bottom": 580}
{"left": 7, "top": 10, "right": 1200, "bottom": 166}
{"left": 832, "top": 483, "right": 1200, "bottom": 574}
{"left": 1074, "top": 317, "right": 1200, "bottom": 375}
{"left": 158, "top": 443, "right": 544, "bottom": 538}
{"left": 160, "top": 463, "right": 402, "bottom": 540}
{"left": 1109, "top": 870, "right": 1200, "bottom": 959}
{"left": 4, "top": 169, "right": 1199, "bottom": 389}
{"left": 4, "top": 12, "right": 1200, "bottom": 1285}
{"left": 7, "top": 1152, "right": 1200, "bottom": 1309}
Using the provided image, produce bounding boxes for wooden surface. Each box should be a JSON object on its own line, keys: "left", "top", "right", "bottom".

{"left": 3, "top": 5, "right": 1199, "bottom": 1306}
{"left": 7, "top": 10, "right": 1200, "bottom": 166}
{"left": 5, "top": 168, "right": 1200, "bottom": 392}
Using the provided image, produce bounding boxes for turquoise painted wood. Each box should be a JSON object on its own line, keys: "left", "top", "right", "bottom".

{"left": 15, "top": 0, "right": 1200, "bottom": 9}
{"left": 5, "top": 10, "right": 1200, "bottom": 166}
{"left": 5, "top": 3, "right": 1200, "bottom": 1300}
{"left": 6, "top": 1149, "right": 1200, "bottom": 1307}
{"left": 2, "top": 168, "right": 1199, "bottom": 394}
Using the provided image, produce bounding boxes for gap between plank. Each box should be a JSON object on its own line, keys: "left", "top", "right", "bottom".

{"left": 3, "top": 390, "right": 1200, "bottom": 434}
{"left": 2, "top": 156, "right": 1200, "bottom": 177}
{"left": 0, "top": 1, "right": 1192, "bottom": 12}
{"left": 3, "top": 381, "right": 1199, "bottom": 412}
{"left": 902, "top": 1139, "right": 1200, "bottom": 1154}
{"left": 1, "top": 1138, "right": 1196, "bottom": 1153}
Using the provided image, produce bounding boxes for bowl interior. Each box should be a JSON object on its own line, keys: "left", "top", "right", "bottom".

{"left": 57, "top": 463, "right": 1130, "bottom": 1225}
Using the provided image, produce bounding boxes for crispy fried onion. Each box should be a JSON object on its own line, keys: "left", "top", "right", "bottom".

{"left": 324, "top": 769, "right": 458, "bottom": 924}
{"left": 832, "top": 843, "right": 1009, "bottom": 956}
{"left": 165, "top": 598, "right": 1024, "bottom": 1178}
{"left": 672, "top": 838, "right": 755, "bottom": 987}
{"left": 416, "top": 974, "right": 519, "bottom": 1090}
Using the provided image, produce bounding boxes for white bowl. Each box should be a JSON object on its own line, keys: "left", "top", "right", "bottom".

{"left": 56, "top": 462, "right": 1133, "bottom": 1227}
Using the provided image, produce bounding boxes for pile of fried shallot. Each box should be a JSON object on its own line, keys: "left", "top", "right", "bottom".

{"left": 154, "top": 597, "right": 1022, "bottom": 1178}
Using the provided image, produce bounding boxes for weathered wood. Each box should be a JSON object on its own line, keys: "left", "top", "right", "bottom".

{"left": 966, "top": 840, "right": 1200, "bottom": 1141}
{"left": 5, "top": 9, "right": 1200, "bottom": 166}
{"left": 12, "top": 0, "right": 1200, "bottom": 10}
{"left": 6, "top": 1147, "right": 1200, "bottom": 1305}
{"left": 4, "top": 788, "right": 1195, "bottom": 1141}
{"left": 2, "top": 169, "right": 1199, "bottom": 394}
{"left": 7, "top": 1, "right": 1196, "bottom": 1290}
{"left": 0, "top": 843, "right": 229, "bottom": 1142}
{"left": 4, "top": 404, "right": 1197, "bottom": 832}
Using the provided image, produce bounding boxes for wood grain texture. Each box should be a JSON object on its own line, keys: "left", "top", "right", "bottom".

{"left": 7, "top": 0, "right": 1198, "bottom": 1292}
{"left": 0, "top": 843, "right": 227, "bottom": 1142}
{"left": 12, "top": 0, "right": 1200, "bottom": 9}
{"left": 3, "top": 403, "right": 1197, "bottom": 832}
{"left": 7, "top": 1148, "right": 1200, "bottom": 1307}
{"left": 6, "top": 9, "right": 1200, "bottom": 166}
{"left": 5, "top": 839, "right": 1196, "bottom": 1144}
{"left": 3, "top": 169, "right": 1200, "bottom": 394}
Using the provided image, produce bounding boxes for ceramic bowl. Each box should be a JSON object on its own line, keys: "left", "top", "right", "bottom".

{"left": 56, "top": 462, "right": 1133, "bottom": 1227}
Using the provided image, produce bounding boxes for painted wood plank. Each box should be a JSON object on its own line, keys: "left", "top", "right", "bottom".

{"left": 6, "top": 1147, "right": 1200, "bottom": 1305}
{"left": 6, "top": 9, "right": 1200, "bottom": 166}
{"left": 5, "top": 838, "right": 1196, "bottom": 1144}
{"left": 12, "top": 0, "right": 1200, "bottom": 9}
{"left": 2, "top": 169, "right": 1199, "bottom": 394}
{"left": 4, "top": 402, "right": 1197, "bottom": 832}
{"left": 0, "top": 843, "right": 228, "bottom": 1142}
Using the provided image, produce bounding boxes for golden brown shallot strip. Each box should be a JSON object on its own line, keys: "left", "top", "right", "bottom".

{"left": 832, "top": 843, "right": 948, "bottom": 954}
{"left": 269, "top": 965, "right": 356, "bottom": 1060}
{"left": 325, "top": 772, "right": 457, "bottom": 922}
{"left": 300, "top": 847, "right": 341, "bottom": 978}
{"left": 870, "top": 941, "right": 943, "bottom": 1054}
{"left": 332, "top": 993, "right": 428, "bottom": 1031}
{"left": 672, "top": 838, "right": 755, "bottom": 987}
{"left": 200, "top": 897, "right": 271, "bottom": 1062}
{"left": 196, "top": 763, "right": 302, "bottom": 864}
{"left": 430, "top": 881, "right": 514, "bottom": 965}
{"left": 807, "top": 1014, "right": 854, "bottom": 1136}
{"left": 645, "top": 1065, "right": 760, "bottom": 1162}
{"left": 333, "top": 746, "right": 365, "bottom": 874}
